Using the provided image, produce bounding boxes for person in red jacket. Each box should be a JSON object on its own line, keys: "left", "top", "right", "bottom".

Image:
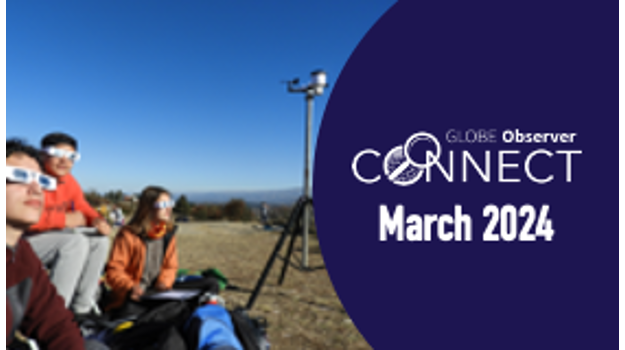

{"left": 6, "top": 138, "right": 101, "bottom": 349}
{"left": 25, "top": 132, "right": 111, "bottom": 316}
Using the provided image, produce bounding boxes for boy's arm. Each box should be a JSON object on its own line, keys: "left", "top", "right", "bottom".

{"left": 68, "top": 175, "right": 103, "bottom": 226}
{"left": 20, "top": 243, "right": 84, "bottom": 350}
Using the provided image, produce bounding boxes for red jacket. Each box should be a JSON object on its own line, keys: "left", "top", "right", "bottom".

{"left": 29, "top": 174, "right": 101, "bottom": 233}
{"left": 6, "top": 239, "right": 84, "bottom": 349}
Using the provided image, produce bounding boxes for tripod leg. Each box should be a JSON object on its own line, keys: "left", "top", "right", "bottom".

{"left": 246, "top": 228, "right": 291, "bottom": 310}
{"left": 246, "top": 196, "right": 308, "bottom": 310}
{"left": 278, "top": 224, "right": 300, "bottom": 286}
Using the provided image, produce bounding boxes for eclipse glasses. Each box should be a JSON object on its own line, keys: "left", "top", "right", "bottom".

{"left": 154, "top": 200, "right": 175, "bottom": 209}
{"left": 6, "top": 166, "right": 57, "bottom": 191}
{"left": 43, "top": 147, "right": 81, "bottom": 162}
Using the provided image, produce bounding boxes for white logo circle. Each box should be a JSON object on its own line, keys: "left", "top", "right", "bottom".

{"left": 384, "top": 132, "right": 441, "bottom": 185}
{"left": 383, "top": 145, "right": 424, "bottom": 186}
{"left": 403, "top": 132, "right": 441, "bottom": 169}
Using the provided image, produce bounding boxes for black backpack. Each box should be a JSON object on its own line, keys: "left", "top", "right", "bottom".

{"left": 91, "top": 275, "right": 269, "bottom": 350}
{"left": 229, "top": 308, "right": 269, "bottom": 350}
{"left": 105, "top": 300, "right": 192, "bottom": 350}
{"left": 108, "top": 322, "right": 187, "bottom": 350}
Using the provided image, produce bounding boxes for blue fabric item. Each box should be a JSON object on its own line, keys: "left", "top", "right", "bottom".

{"left": 186, "top": 305, "right": 244, "bottom": 350}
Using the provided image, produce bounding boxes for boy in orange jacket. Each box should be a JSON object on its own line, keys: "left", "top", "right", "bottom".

{"left": 26, "top": 132, "right": 111, "bottom": 316}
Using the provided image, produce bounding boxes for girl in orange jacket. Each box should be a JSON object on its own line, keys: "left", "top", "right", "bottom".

{"left": 105, "top": 186, "right": 179, "bottom": 312}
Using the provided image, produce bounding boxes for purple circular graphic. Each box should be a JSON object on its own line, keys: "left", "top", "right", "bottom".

{"left": 314, "top": 1, "right": 616, "bottom": 349}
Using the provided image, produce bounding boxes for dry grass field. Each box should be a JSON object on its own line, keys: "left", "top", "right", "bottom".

{"left": 173, "top": 221, "right": 372, "bottom": 350}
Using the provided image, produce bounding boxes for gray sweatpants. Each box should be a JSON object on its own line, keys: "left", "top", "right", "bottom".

{"left": 26, "top": 229, "right": 109, "bottom": 314}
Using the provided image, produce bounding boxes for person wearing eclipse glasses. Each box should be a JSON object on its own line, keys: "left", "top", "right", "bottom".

{"left": 6, "top": 138, "right": 107, "bottom": 349}
{"left": 25, "top": 132, "right": 111, "bottom": 318}
{"left": 104, "top": 186, "right": 179, "bottom": 316}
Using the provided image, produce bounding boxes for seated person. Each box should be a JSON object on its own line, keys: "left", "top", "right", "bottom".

{"left": 110, "top": 204, "right": 125, "bottom": 227}
{"left": 6, "top": 139, "right": 97, "bottom": 349}
{"left": 105, "top": 186, "right": 179, "bottom": 315}
{"left": 26, "top": 132, "right": 111, "bottom": 315}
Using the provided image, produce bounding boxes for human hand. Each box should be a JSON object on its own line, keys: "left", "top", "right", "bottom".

{"left": 130, "top": 285, "right": 144, "bottom": 301}
{"left": 65, "top": 212, "right": 86, "bottom": 228}
{"left": 154, "top": 282, "right": 170, "bottom": 292}
{"left": 93, "top": 218, "right": 112, "bottom": 236}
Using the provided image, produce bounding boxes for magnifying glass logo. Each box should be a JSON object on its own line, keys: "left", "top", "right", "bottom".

{"left": 384, "top": 132, "right": 441, "bottom": 185}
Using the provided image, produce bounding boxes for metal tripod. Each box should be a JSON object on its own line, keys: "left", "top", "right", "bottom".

{"left": 246, "top": 195, "right": 315, "bottom": 310}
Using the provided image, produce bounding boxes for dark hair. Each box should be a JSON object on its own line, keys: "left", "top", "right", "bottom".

{"left": 125, "top": 186, "right": 173, "bottom": 236}
{"left": 6, "top": 138, "right": 43, "bottom": 169}
{"left": 41, "top": 132, "right": 78, "bottom": 150}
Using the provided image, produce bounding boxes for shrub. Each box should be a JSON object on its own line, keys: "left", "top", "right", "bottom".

{"left": 192, "top": 204, "right": 224, "bottom": 221}
{"left": 223, "top": 199, "right": 252, "bottom": 221}
{"left": 174, "top": 195, "right": 192, "bottom": 216}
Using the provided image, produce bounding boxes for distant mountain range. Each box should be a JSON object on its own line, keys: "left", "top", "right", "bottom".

{"left": 174, "top": 187, "right": 303, "bottom": 205}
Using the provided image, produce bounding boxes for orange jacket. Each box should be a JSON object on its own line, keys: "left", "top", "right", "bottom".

{"left": 29, "top": 174, "right": 102, "bottom": 233}
{"left": 105, "top": 227, "right": 179, "bottom": 310}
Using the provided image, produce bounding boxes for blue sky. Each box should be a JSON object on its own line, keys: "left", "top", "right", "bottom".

{"left": 7, "top": 1, "right": 396, "bottom": 194}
